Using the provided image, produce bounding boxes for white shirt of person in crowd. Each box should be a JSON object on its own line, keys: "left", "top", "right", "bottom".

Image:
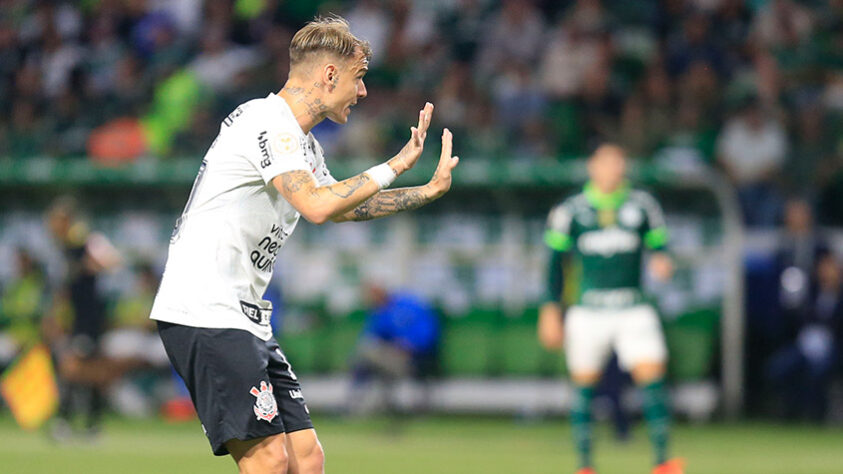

{"left": 716, "top": 113, "right": 788, "bottom": 184}
{"left": 150, "top": 93, "right": 336, "bottom": 341}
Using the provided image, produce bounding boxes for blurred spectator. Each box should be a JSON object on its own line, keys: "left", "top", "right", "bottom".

{"left": 666, "top": 11, "right": 724, "bottom": 78}
{"left": 786, "top": 102, "right": 833, "bottom": 197}
{"left": 765, "top": 253, "right": 843, "bottom": 422}
{"left": 716, "top": 98, "right": 788, "bottom": 226}
{"left": 751, "top": 0, "right": 814, "bottom": 51}
{"left": 539, "top": 15, "right": 604, "bottom": 100}
{"left": 776, "top": 198, "right": 829, "bottom": 313}
{"left": 188, "top": 24, "right": 261, "bottom": 93}
{"left": 477, "top": 0, "right": 545, "bottom": 81}
{"left": 348, "top": 284, "right": 440, "bottom": 417}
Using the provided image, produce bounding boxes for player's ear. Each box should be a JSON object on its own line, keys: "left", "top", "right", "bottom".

{"left": 323, "top": 63, "right": 338, "bottom": 91}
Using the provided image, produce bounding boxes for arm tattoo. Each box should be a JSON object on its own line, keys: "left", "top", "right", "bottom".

{"left": 327, "top": 174, "right": 371, "bottom": 199}
{"left": 351, "top": 188, "right": 429, "bottom": 221}
{"left": 281, "top": 170, "right": 371, "bottom": 201}
{"left": 280, "top": 170, "right": 314, "bottom": 194}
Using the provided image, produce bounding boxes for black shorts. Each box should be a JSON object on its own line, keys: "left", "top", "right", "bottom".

{"left": 157, "top": 321, "right": 313, "bottom": 455}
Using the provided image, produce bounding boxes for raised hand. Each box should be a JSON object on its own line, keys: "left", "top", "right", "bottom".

{"left": 427, "top": 128, "right": 459, "bottom": 198}
{"left": 393, "top": 102, "right": 434, "bottom": 172}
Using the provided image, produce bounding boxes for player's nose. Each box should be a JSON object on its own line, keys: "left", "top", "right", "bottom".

{"left": 358, "top": 80, "right": 367, "bottom": 99}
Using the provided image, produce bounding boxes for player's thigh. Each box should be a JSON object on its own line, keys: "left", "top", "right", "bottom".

{"left": 614, "top": 305, "right": 667, "bottom": 378}
{"left": 565, "top": 306, "right": 613, "bottom": 381}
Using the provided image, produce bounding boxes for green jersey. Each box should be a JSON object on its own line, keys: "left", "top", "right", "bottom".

{"left": 544, "top": 182, "right": 668, "bottom": 308}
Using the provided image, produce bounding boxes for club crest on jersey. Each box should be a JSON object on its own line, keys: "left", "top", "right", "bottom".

{"left": 271, "top": 132, "right": 299, "bottom": 156}
{"left": 250, "top": 381, "right": 278, "bottom": 422}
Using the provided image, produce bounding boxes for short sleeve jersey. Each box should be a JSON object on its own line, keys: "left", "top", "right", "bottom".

{"left": 150, "top": 93, "right": 336, "bottom": 340}
{"left": 544, "top": 185, "right": 668, "bottom": 308}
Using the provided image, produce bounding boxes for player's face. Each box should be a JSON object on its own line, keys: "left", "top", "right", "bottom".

{"left": 588, "top": 147, "right": 627, "bottom": 192}
{"left": 325, "top": 50, "right": 368, "bottom": 124}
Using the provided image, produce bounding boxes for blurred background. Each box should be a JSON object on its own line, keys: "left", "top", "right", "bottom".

{"left": 1, "top": 0, "right": 843, "bottom": 473}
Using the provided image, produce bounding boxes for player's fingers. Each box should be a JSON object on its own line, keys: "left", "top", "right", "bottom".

{"left": 410, "top": 126, "right": 419, "bottom": 146}
{"left": 449, "top": 156, "right": 460, "bottom": 170}
{"left": 422, "top": 102, "right": 433, "bottom": 133}
{"left": 439, "top": 128, "right": 452, "bottom": 163}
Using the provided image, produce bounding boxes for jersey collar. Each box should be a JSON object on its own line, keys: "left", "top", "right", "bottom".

{"left": 584, "top": 181, "right": 629, "bottom": 210}
{"left": 267, "top": 93, "right": 308, "bottom": 139}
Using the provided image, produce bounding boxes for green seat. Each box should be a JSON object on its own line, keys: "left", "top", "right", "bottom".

{"left": 664, "top": 308, "right": 719, "bottom": 381}
{"left": 439, "top": 309, "right": 498, "bottom": 377}
{"left": 279, "top": 326, "right": 328, "bottom": 375}
{"left": 498, "top": 309, "right": 546, "bottom": 376}
{"left": 326, "top": 314, "right": 366, "bottom": 373}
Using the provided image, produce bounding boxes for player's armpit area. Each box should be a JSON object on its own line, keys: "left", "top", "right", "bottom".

{"left": 332, "top": 186, "right": 434, "bottom": 222}
{"left": 273, "top": 170, "right": 380, "bottom": 225}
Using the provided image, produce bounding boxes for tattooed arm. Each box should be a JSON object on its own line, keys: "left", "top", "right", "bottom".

{"left": 334, "top": 128, "right": 460, "bottom": 222}
{"left": 272, "top": 170, "right": 382, "bottom": 225}
{"left": 333, "top": 186, "right": 433, "bottom": 222}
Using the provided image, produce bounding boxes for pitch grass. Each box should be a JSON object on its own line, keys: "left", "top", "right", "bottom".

{"left": 2, "top": 415, "right": 843, "bottom": 473}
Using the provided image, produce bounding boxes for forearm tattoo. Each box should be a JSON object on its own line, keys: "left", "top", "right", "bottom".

{"left": 282, "top": 171, "right": 372, "bottom": 200}
{"left": 350, "top": 187, "right": 430, "bottom": 221}
{"left": 327, "top": 174, "right": 371, "bottom": 198}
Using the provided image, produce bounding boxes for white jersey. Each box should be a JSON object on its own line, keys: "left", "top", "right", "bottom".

{"left": 150, "top": 93, "right": 336, "bottom": 340}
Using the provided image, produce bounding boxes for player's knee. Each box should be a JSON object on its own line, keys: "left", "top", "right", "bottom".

{"left": 244, "top": 437, "right": 289, "bottom": 474}
{"left": 631, "top": 361, "right": 665, "bottom": 384}
{"left": 298, "top": 438, "right": 326, "bottom": 472}
{"left": 571, "top": 372, "right": 601, "bottom": 386}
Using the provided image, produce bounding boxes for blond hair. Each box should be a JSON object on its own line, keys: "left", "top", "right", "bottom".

{"left": 290, "top": 15, "right": 372, "bottom": 66}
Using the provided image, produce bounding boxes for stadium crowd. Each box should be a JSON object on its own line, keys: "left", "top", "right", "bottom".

{"left": 1, "top": 0, "right": 843, "bottom": 224}
{"left": 2, "top": 0, "right": 843, "bottom": 426}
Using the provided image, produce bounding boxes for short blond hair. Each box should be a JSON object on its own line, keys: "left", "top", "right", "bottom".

{"left": 290, "top": 15, "right": 372, "bottom": 66}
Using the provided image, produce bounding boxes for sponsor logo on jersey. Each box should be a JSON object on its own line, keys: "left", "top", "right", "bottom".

{"left": 577, "top": 228, "right": 640, "bottom": 257}
{"left": 250, "top": 223, "right": 288, "bottom": 273}
{"left": 250, "top": 381, "right": 278, "bottom": 422}
{"left": 240, "top": 300, "right": 271, "bottom": 326}
{"left": 288, "top": 389, "right": 303, "bottom": 399}
{"left": 257, "top": 131, "right": 273, "bottom": 168}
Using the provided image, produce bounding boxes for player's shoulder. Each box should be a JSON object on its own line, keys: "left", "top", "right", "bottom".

{"left": 546, "top": 192, "right": 586, "bottom": 225}
{"left": 225, "top": 95, "right": 299, "bottom": 133}
{"left": 628, "top": 188, "right": 662, "bottom": 208}
{"left": 552, "top": 192, "right": 588, "bottom": 213}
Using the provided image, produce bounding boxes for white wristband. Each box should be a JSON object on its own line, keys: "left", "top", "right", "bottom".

{"left": 365, "top": 163, "right": 397, "bottom": 190}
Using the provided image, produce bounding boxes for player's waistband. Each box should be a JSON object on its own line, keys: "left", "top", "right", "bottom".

{"left": 579, "top": 288, "right": 643, "bottom": 309}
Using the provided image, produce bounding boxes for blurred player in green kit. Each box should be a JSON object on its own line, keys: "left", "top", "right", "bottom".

{"left": 538, "top": 144, "right": 683, "bottom": 474}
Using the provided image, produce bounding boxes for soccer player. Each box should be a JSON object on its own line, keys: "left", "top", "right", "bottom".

{"left": 149, "top": 16, "right": 459, "bottom": 474}
{"left": 537, "top": 144, "right": 683, "bottom": 474}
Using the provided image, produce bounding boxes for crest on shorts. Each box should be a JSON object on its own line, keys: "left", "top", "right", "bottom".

{"left": 250, "top": 381, "right": 278, "bottom": 422}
